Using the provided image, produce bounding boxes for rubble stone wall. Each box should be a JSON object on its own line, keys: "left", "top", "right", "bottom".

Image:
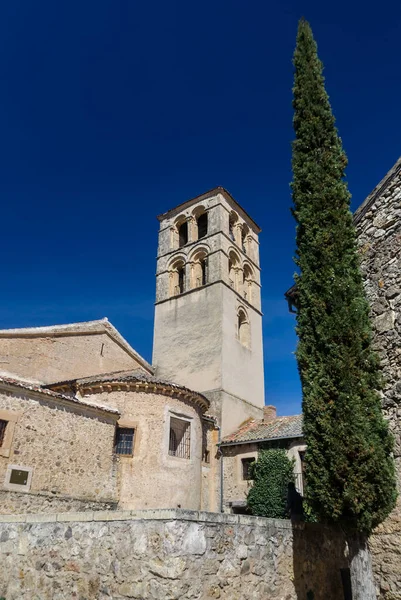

{"left": 0, "top": 509, "right": 349, "bottom": 600}
{"left": 355, "top": 165, "right": 401, "bottom": 599}
{"left": 0, "top": 389, "right": 118, "bottom": 504}
{"left": 0, "top": 490, "right": 117, "bottom": 514}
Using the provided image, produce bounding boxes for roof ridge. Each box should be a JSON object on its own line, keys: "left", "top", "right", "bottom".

{"left": 0, "top": 318, "right": 109, "bottom": 334}
{"left": 0, "top": 318, "right": 154, "bottom": 374}
{"left": 354, "top": 155, "right": 401, "bottom": 225}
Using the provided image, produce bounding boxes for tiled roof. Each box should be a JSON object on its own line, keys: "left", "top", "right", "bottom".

{"left": 46, "top": 369, "right": 210, "bottom": 412}
{"left": 221, "top": 414, "right": 303, "bottom": 446}
{"left": 0, "top": 375, "right": 120, "bottom": 416}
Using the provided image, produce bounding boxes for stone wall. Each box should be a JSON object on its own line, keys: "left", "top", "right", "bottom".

{"left": 355, "top": 161, "right": 401, "bottom": 599}
{"left": 0, "top": 389, "right": 118, "bottom": 505}
{"left": 222, "top": 439, "right": 306, "bottom": 510}
{"left": 0, "top": 490, "right": 117, "bottom": 514}
{"left": 86, "top": 389, "right": 205, "bottom": 511}
{"left": 222, "top": 443, "right": 257, "bottom": 509}
{"left": 0, "top": 328, "right": 144, "bottom": 385}
{"left": 0, "top": 509, "right": 349, "bottom": 600}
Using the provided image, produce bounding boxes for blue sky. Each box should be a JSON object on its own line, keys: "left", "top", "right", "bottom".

{"left": 1, "top": 1, "right": 400, "bottom": 416}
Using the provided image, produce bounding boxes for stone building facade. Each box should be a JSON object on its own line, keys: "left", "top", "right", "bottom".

{"left": 220, "top": 406, "right": 305, "bottom": 513}
{"left": 0, "top": 375, "right": 119, "bottom": 512}
{"left": 353, "top": 158, "right": 401, "bottom": 599}
{"left": 0, "top": 188, "right": 268, "bottom": 516}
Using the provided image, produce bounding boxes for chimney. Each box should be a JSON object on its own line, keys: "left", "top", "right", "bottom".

{"left": 263, "top": 405, "right": 277, "bottom": 423}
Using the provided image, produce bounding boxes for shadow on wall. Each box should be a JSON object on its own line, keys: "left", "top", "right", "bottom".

{"left": 292, "top": 521, "right": 350, "bottom": 600}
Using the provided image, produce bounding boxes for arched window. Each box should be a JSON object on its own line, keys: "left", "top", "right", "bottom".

{"left": 201, "top": 257, "right": 207, "bottom": 286}
{"left": 228, "top": 250, "right": 240, "bottom": 290}
{"left": 241, "top": 224, "right": 249, "bottom": 254}
{"left": 192, "top": 206, "right": 208, "bottom": 241}
{"left": 243, "top": 264, "right": 253, "bottom": 302}
{"left": 179, "top": 221, "right": 188, "bottom": 247}
{"left": 178, "top": 264, "right": 185, "bottom": 293}
{"left": 197, "top": 212, "right": 208, "bottom": 239}
{"left": 191, "top": 249, "right": 208, "bottom": 288}
{"left": 229, "top": 211, "right": 238, "bottom": 242}
{"left": 238, "top": 309, "right": 250, "bottom": 348}
{"left": 169, "top": 259, "right": 186, "bottom": 296}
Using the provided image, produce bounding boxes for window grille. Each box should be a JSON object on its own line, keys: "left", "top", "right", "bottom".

{"left": 115, "top": 427, "right": 135, "bottom": 455}
{"left": 0, "top": 420, "right": 7, "bottom": 447}
{"left": 241, "top": 457, "right": 255, "bottom": 480}
{"left": 169, "top": 417, "right": 191, "bottom": 459}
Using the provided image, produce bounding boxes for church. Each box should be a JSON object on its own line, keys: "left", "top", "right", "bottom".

{"left": 0, "top": 186, "right": 289, "bottom": 515}
{"left": 0, "top": 158, "right": 400, "bottom": 595}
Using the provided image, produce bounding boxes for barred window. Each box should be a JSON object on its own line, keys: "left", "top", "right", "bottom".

{"left": 242, "top": 457, "right": 255, "bottom": 481}
{"left": 0, "top": 420, "right": 7, "bottom": 447}
{"left": 115, "top": 427, "right": 135, "bottom": 455}
{"left": 169, "top": 417, "right": 191, "bottom": 459}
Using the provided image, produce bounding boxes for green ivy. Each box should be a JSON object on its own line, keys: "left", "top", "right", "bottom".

{"left": 246, "top": 449, "right": 294, "bottom": 518}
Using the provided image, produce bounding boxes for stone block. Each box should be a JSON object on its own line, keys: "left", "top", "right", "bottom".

{"left": 93, "top": 510, "right": 131, "bottom": 521}
{"left": 0, "top": 513, "right": 26, "bottom": 523}
{"left": 26, "top": 513, "right": 56, "bottom": 523}
{"left": 56, "top": 512, "right": 94, "bottom": 522}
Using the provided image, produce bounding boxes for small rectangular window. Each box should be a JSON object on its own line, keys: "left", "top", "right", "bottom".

{"left": 203, "top": 448, "right": 210, "bottom": 464}
{"left": 0, "top": 420, "right": 7, "bottom": 447}
{"left": 115, "top": 427, "right": 135, "bottom": 455}
{"left": 242, "top": 457, "right": 255, "bottom": 481}
{"left": 4, "top": 464, "right": 33, "bottom": 492}
{"left": 169, "top": 417, "right": 191, "bottom": 459}
{"left": 9, "top": 468, "right": 29, "bottom": 486}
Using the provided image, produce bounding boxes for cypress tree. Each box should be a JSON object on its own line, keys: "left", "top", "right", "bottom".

{"left": 291, "top": 18, "right": 396, "bottom": 537}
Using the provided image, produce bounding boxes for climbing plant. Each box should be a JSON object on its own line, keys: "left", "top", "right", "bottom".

{"left": 246, "top": 449, "right": 294, "bottom": 518}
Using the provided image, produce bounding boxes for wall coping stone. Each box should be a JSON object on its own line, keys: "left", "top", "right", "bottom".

{"left": 0, "top": 508, "right": 317, "bottom": 530}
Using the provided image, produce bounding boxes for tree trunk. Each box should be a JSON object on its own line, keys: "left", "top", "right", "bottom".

{"left": 348, "top": 535, "right": 377, "bottom": 600}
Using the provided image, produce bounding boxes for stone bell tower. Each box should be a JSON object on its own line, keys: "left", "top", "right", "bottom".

{"left": 152, "top": 187, "right": 264, "bottom": 435}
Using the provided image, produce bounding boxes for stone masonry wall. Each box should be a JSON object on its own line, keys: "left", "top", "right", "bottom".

{"left": 0, "top": 490, "right": 117, "bottom": 514}
{"left": 0, "top": 331, "right": 142, "bottom": 385}
{"left": 355, "top": 165, "right": 401, "bottom": 599}
{"left": 0, "top": 389, "right": 118, "bottom": 504}
{"left": 0, "top": 509, "right": 349, "bottom": 600}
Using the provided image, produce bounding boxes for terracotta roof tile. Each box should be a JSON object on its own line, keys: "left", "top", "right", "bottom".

{"left": 0, "top": 375, "right": 120, "bottom": 416}
{"left": 221, "top": 414, "right": 303, "bottom": 445}
{"left": 46, "top": 369, "right": 210, "bottom": 412}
